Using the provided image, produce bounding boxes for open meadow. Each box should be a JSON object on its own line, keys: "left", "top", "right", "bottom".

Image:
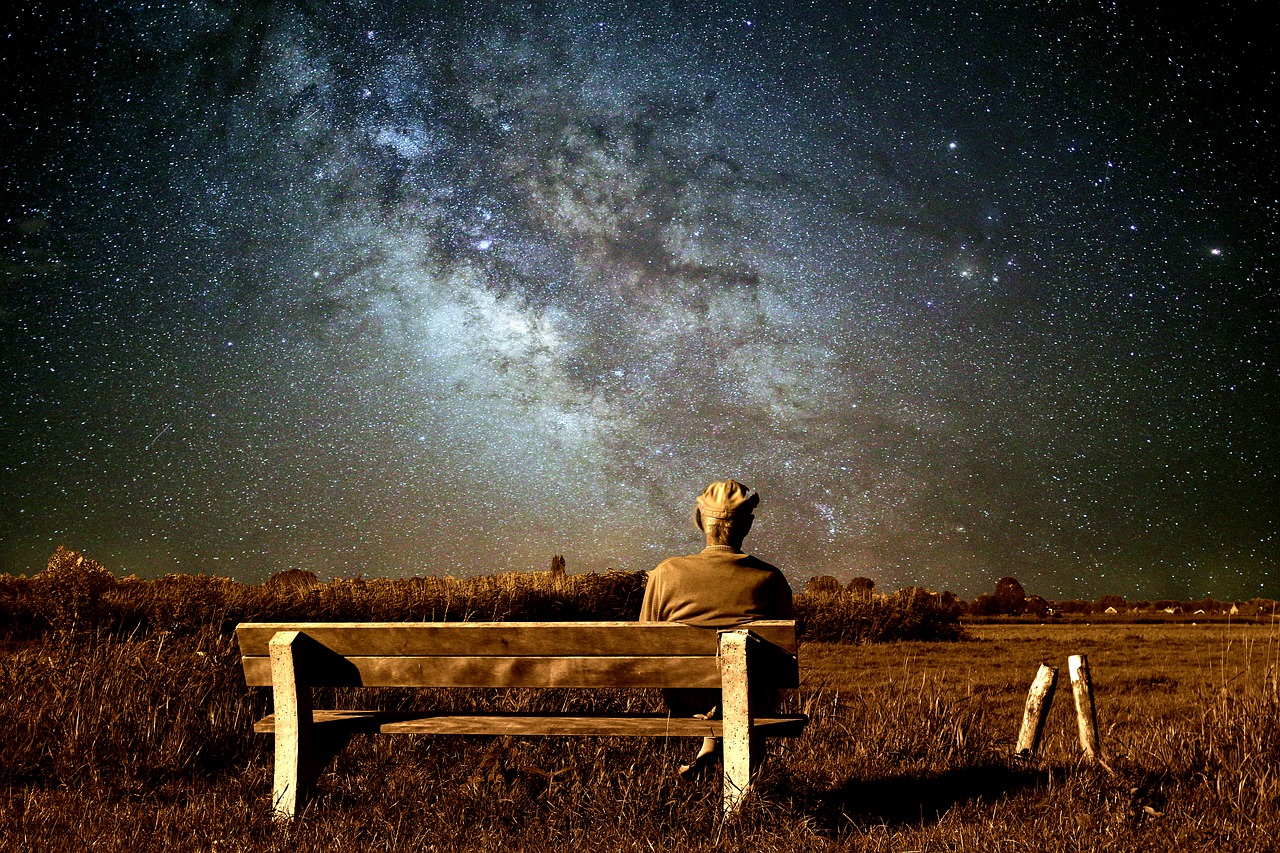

{"left": 1, "top": 560, "right": 1277, "bottom": 851}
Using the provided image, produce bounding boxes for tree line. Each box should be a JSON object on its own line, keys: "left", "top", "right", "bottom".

{"left": 805, "top": 574, "right": 1276, "bottom": 620}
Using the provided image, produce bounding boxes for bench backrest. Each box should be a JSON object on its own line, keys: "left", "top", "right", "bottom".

{"left": 236, "top": 620, "right": 798, "bottom": 689}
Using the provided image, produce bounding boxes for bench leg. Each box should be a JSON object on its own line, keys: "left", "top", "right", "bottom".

{"left": 270, "top": 631, "right": 342, "bottom": 819}
{"left": 274, "top": 727, "right": 352, "bottom": 819}
{"left": 719, "top": 630, "right": 757, "bottom": 818}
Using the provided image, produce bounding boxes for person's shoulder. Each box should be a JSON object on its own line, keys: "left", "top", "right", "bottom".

{"left": 739, "top": 553, "right": 784, "bottom": 574}
{"left": 650, "top": 554, "right": 695, "bottom": 574}
{"left": 740, "top": 554, "right": 793, "bottom": 594}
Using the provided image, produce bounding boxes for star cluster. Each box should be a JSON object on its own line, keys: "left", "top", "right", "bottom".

{"left": 1, "top": 1, "right": 1273, "bottom": 599}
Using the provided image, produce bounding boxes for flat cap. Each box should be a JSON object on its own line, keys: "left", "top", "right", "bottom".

{"left": 695, "top": 479, "right": 759, "bottom": 519}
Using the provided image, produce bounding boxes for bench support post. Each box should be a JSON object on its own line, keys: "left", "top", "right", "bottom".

{"left": 269, "top": 630, "right": 329, "bottom": 819}
{"left": 719, "top": 630, "right": 756, "bottom": 818}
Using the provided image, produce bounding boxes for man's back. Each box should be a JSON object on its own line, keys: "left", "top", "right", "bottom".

{"left": 640, "top": 544, "right": 793, "bottom": 628}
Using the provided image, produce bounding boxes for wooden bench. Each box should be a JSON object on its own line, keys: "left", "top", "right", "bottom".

{"left": 236, "top": 620, "right": 806, "bottom": 819}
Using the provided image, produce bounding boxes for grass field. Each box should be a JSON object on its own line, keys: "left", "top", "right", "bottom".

{"left": 3, "top": 613, "right": 1277, "bottom": 851}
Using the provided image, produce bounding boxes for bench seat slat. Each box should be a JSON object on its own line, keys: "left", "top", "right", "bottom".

{"left": 252, "top": 710, "right": 809, "bottom": 738}
{"left": 241, "top": 654, "right": 730, "bottom": 688}
{"left": 235, "top": 621, "right": 798, "bottom": 658}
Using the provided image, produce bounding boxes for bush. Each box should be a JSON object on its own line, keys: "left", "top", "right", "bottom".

{"left": 968, "top": 593, "right": 1001, "bottom": 617}
{"left": 1024, "top": 595, "right": 1050, "bottom": 619}
{"left": 804, "top": 576, "right": 844, "bottom": 596}
{"left": 847, "top": 576, "right": 875, "bottom": 600}
{"left": 33, "top": 546, "right": 117, "bottom": 628}
{"left": 794, "top": 586, "right": 965, "bottom": 643}
{"left": 993, "top": 577, "right": 1027, "bottom": 615}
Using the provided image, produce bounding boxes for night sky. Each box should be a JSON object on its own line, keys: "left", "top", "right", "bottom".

{"left": 1, "top": 1, "right": 1274, "bottom": 600}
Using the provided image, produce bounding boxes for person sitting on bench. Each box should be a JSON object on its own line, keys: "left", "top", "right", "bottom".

{"left": 639, "top": 478, "right": 794, "bottom": 778}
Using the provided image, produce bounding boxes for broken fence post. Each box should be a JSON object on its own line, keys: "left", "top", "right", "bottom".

{"left": 1015, "top": 663, "right": 1058, "bottom": 757}
{"left": 1068, "top": 653, "right": 1101, "bottom": 761}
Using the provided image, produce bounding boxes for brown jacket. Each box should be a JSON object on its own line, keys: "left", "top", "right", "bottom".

{"left": 639, "top": 545, "right": 793, "bottom": 628}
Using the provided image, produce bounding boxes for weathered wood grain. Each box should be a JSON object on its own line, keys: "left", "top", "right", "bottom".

{"left": 719, "top": 630, "right": 754, "bottom": 815}
{"left": 235, "top": 620, "right": 799, "bottom": 658}
{"left": 242, "top": 654, "right": 727, "bottom": 688}
{"left": 1015, "top": 663, "right": 1058, "bottom": 758}
{"left": 251, "top": 710, "right": 808, "bottom": 737}
{"left": 268, "top": 631, "right": 310, "bottom": 820}
{"left": 1069, "top": 653, "right": 1101, "bottom": 761}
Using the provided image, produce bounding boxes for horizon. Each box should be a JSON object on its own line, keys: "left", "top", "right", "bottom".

{"left": 9, "top": 545, "right": 1276, "bottom": 607}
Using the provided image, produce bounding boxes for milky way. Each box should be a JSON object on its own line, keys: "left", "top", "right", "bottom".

{"left": 1, "top": 1, "right": 1274, "bottom": 598}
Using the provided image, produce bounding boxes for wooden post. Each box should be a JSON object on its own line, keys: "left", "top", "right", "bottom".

{"left": 719, "top": 630, "right": 755, "bottom": 818}
{"left": 1015, "top": 663, "right": 1058, "bottom": 757}
{"left": 1068, "top": 654, "right": 1101, "bottom": 761}
{"left": 269, "top": 631, "right": 315, "bottom": 819}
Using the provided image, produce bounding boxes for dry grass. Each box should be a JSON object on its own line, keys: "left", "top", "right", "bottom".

{"left": 1, "top": 557, "right": 1277, "bottom": 850}
{"left": 2, "top": 549, "right": 964, "bottom": 645}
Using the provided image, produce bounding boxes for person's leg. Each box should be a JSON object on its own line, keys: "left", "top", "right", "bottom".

{"left": 663, "top": 688, "right": 722, "bottom": 778}
{"left": 678, "top": 736, "right": 720, "bottom": 778}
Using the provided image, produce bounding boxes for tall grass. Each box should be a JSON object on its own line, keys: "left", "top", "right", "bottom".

{"left": 0, "top": 625, "right": 1000, "bottom": 851}
{"left": 1, "top": 547, "right": 963, "bottom": 643}
{"left": 2, "top": 550, "right": 1277, "bottom": 850}
{"left": 0, "top": 624, "right": 256, "bottom": 791}
{"left": 0, "top": 548, "right": 654, "bottom": 639}
{"left": 10, "top": 627, "right": 1276, "bottom": 850}
{"left": 795, "top": 585, "right": 966, "bottom": 643}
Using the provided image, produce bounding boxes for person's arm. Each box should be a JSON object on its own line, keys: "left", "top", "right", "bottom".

{"left": 772, "top": 572, "right": 794, "bottom": 619}
{"left": 639, "top": 569, "right": 662, "bottom": 622}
